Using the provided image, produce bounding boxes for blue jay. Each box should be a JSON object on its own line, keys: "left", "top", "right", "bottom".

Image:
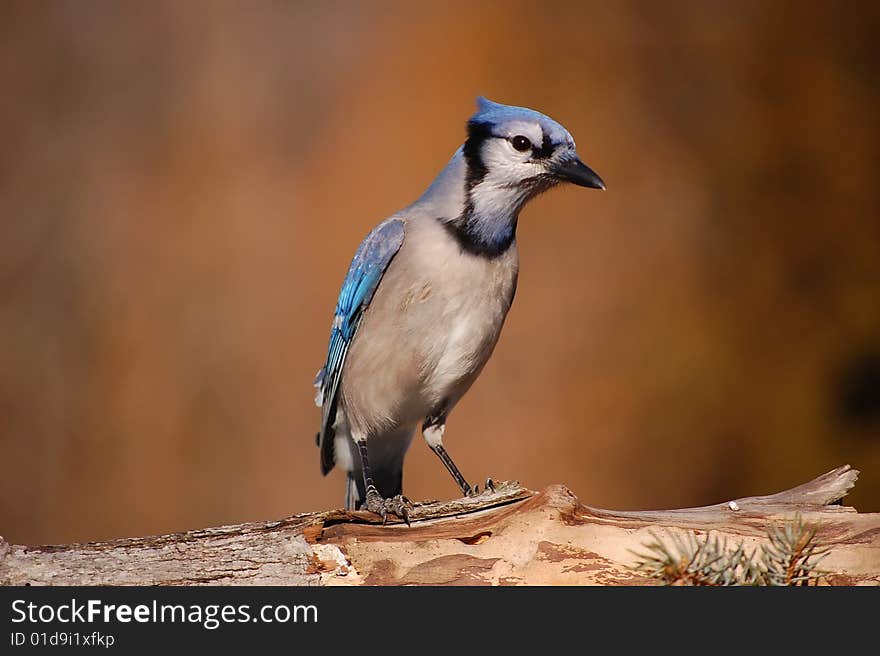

{"left": 314, "top": 97, "right": 604, "bottom": 522}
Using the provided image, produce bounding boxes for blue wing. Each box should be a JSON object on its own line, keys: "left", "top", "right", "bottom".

{"left": 315, "top": 218, "right": 405, "bottom": 474}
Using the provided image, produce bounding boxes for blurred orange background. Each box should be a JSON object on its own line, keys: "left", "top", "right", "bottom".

{"left": 2, "top": 1, "right": 879, "bottom": 545}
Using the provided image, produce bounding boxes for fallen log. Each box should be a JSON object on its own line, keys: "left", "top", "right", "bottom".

{"left": 1, "top": 465, "right": 877, "bottom": 585}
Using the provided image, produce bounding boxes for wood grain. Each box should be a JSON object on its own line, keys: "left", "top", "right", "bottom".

{"left": 1, "top": 466, "right": 877, "bottom": 585}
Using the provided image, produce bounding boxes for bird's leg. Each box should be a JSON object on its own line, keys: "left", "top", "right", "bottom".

{"left": 355, "top": 438, "right": 411, "bottom": 525}
{"left": 422, "top": 414, "right": 494, "bottom": 497}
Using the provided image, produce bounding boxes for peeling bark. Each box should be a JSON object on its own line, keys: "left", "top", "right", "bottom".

{"left": 1, "top": 465, "right": 877, "bottom": 586}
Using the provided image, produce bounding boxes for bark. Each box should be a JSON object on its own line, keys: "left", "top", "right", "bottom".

{"left": 1, "top": 465, "right": 877, "bottom": 585}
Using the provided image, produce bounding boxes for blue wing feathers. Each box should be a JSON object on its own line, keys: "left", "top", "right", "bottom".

{"left": 316, "top": 218, "right": 405, "bottom": 474}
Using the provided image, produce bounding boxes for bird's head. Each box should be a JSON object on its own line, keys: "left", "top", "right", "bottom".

{"left": 463, "top": 96, "right": 605, "bottom": 204}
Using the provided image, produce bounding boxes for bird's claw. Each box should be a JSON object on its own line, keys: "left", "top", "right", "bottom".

{"left": 363, "top": 487, "right": 412, "bottom": 525}
{"left": 387, "top": 494, "right": 412, "bottom": 526}
{"left": 465, "top": 478, "right": 496, "bottom": 497}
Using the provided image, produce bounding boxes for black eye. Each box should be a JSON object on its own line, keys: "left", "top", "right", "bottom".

{"left": 511, "top": 135, "right": 532, "bottom": 152}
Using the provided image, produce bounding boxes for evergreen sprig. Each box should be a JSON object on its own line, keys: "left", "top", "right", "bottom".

{"left": 632, "top": 515, "right": 829, "bottom": 585}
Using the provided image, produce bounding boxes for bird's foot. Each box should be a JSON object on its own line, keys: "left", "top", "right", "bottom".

{"left": 464, "top": 478, "right": 496, "bottom": 497}
{"left": 363, "top": 486, "right": 413, "bottom": 525}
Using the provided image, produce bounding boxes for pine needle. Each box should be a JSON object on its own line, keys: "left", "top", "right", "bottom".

{"left": 631, "top": 514, "right": 828, "bottom": 586}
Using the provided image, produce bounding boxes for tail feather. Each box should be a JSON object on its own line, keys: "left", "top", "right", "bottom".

{"left": 345, "top": 474, "right": 365, "bottom": 511}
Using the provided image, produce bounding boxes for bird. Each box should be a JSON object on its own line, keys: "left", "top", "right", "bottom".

{"left": 313, "top": 96, "right": 604, "bottom": 522}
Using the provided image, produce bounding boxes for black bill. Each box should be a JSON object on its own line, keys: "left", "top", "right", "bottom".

{"left": 552, "top": 157, "right": 605, "bottom": 189}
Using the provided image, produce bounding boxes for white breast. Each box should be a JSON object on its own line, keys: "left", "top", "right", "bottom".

{"left": 414, "top": 219, "right": 519, "bottom": 407}
{"left": 430, "top": 306, "right": 493, "bottom": 391}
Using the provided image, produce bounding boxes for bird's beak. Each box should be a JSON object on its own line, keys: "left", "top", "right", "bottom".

{"left": 551, "top": 157, "right": 606, "bottom": 190}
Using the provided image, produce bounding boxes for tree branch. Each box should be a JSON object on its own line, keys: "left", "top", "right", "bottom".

{"left": 1, "top": 465, "right": 877, "bottom": 585}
